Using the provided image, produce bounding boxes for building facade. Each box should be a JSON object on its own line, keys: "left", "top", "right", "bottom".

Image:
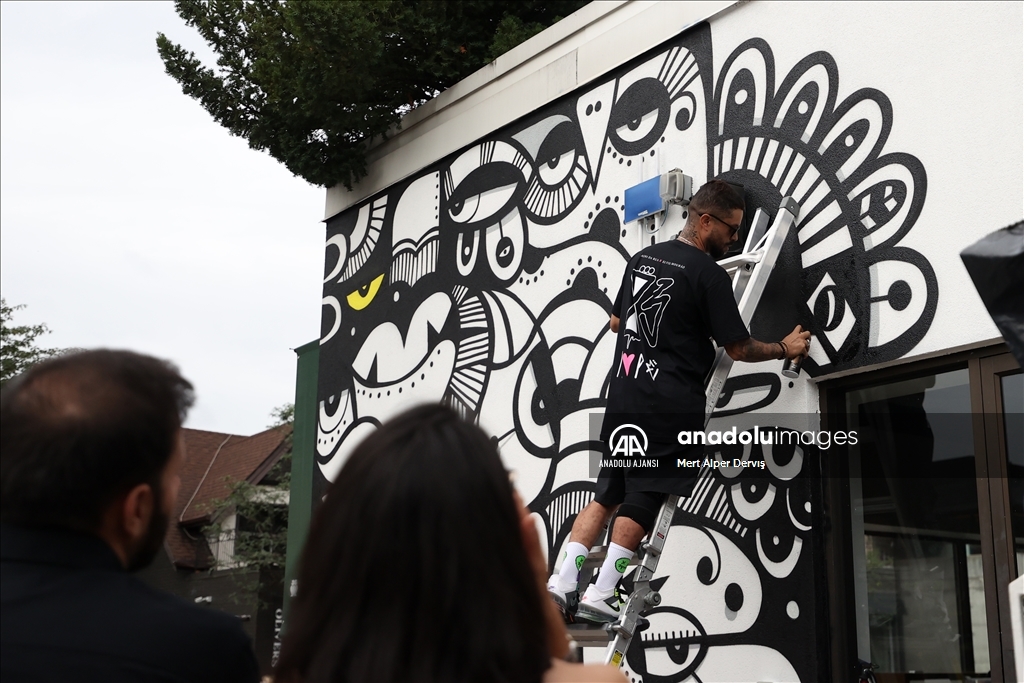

{"left": 140, "top": 426, "right": 291, "bottom": 676}
{"left": 308, "top": 3, "right": 1023, "bottom": 680}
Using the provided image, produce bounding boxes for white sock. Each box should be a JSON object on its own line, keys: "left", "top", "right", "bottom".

{"left": 593, "top": 542, "right": 633, "bottom": 594}
{"left": 555, "top": 541, "right": 589, "bottom": 589}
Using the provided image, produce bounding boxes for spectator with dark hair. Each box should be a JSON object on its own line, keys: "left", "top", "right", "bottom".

{"left": 275, "top": 404, "right": 625, "bottom": 683}
{"left": 1, "top": 349, "right": 260, "bottom": 682}
{"left": 548, "top": 179, "right": 811, "bottom": 622}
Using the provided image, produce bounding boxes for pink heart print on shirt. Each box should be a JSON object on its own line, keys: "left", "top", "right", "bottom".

{"left": 622, "top": 353, "right": 636, "bottom": 376}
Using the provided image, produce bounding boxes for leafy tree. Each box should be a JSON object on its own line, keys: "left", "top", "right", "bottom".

{"left": 203, "top": 403, "right": 294, "bottom": 606}
{"left": 0, "top": 298, "right": 58, "bottom": 387}
{"left": 157, "top": 0, "right": 590, "bottom": 189}
{"left": 268, "top": 402, "right": 294, "bottom": 428}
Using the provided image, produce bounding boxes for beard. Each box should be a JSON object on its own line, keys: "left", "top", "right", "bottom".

{"left": 709, "top": 238, "right": 730, "bottom": 259}
{"left": 125, "top": 491, "right": 169, "bottom": 572}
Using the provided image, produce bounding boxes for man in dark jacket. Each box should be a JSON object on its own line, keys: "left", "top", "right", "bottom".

{"left": 1, "top": 350, "right": 260, "bottom": 682}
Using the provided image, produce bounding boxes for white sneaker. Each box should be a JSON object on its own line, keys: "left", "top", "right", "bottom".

{"left": 547, "top": 575, "right": 579, "bottom": 615}
{"left": 576, "top": 584, "right": 624, "bottom": 623}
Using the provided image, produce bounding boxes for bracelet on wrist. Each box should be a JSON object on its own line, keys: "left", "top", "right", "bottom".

{"left": 777, "top": 341, "right": 788, "bottom": 360}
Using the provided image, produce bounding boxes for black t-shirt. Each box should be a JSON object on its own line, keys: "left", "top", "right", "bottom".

{"left": 601, "top": 239, "right": 749, "bottom": 442}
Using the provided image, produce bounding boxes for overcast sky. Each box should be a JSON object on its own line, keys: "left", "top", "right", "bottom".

{"left": 1, "top": 1, "right": 326, "bottom": 435}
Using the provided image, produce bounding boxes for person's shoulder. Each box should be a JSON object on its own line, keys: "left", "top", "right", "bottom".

{"left": 120, "top": 577, "right": 260, "bottom": 681}
{"left": 648, "top": 238, "right": 710, "bottom": 264}
{"left": 690, "top": 251, "right": 731, "bottom": 284}
{"left": 123, "top": 576, "right": 248, "bottom": 640}
{"left": 1, "top": 567, "right": 258, "bottom": 683}
{"left": 544, "top": 659, "right": 629, "bottom": 683}
{"left": 113, "top": 577, "right": 251, "bottom": 651}
{"left": 634, "top": 239, "right": 691, "bottom": 268}
{"left": 639, "top": 239, "right": 681, "bottom": 257}
{"left": 671, "top": 240, "right": 715, "bottom": 265}
{"left": 119, "top": 575, "right": 206, "bottom": 617}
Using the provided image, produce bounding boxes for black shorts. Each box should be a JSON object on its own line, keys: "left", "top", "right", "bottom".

{"left": 593, "top": 441, "right": 700, "bottom": 529}
{"left": 593, "top": 486, "right": 666, "bottom": 532}
{"left": 594, "top": 441, "right": 700, "bottom": 499}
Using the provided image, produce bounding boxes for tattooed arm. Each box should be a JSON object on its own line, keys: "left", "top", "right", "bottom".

{"left": 725, "top": 325, "right": 810, "bottom": 362}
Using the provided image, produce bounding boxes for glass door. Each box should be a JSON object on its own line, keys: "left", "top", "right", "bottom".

{"left": 823, "top": 347, "right": 1022, "bottom": 683}
{"left": 845, "top": 367, "right": 988, "bottom": 680}
{"left": 975, "top": 353, "right": 1023, "bottom": 679}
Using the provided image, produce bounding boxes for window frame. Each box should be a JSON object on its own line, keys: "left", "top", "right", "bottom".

{"left": 820, "top": 343, "right": 1021, "bottom": 682}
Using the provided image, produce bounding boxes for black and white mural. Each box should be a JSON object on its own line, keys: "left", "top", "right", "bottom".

{"left": 316, "top": 21, "right": 934, "bottom": 682}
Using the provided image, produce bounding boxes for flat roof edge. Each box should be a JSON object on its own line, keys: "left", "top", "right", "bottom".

{"left": 324, "top": 0, "right": 739, "bottom": 220}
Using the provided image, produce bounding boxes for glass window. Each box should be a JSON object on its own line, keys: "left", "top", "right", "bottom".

{"left": 1001, "top": 371, "right": 1023, "bottom": 576}
{"left": 846, "top": 368, "right": 989, "bottom": 677}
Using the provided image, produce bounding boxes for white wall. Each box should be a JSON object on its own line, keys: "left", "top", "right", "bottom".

{"left": 709, "top": 1, "right": 1022, "bottom": 371}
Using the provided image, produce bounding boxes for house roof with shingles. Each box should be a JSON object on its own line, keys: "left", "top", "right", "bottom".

{"left": 164, "top": 425, "right": 290, "bottom": 569}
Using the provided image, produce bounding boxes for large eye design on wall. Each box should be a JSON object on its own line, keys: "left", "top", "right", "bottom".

{"left": 806, "top": 272, "right": 856, "bottom": 357}
{"left": 453, "top": 205, "right": 527, "bottom": 284}
{"left": 608, "top": 77, "right": 671, "bottom": 157}
{"left": 812, "top": 282, "right": 846, "bottom": 332}
{"left": 346, "top": 273, "right": 384, "bottom": 311}
{"left": 484, "top": 210, "right": 526, "bottom": 282}
{"left": 511, "top": 114, "right": 589, "bottom": 225}
{"left": 536, "top": 121, "right": 581, "bottom": 187}
{"left": 447, "top": 163, "right": 524, "bottom": 227}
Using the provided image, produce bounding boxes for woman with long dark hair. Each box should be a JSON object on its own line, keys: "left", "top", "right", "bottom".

{"left": 275, "top": 404, "right": 624, "bottom": 683}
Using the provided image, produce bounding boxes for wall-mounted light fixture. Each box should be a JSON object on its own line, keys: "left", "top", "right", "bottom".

{"left": 659, "top": 169, "right": 692, "bottom": 206}
{"left": 624, "top": 169, "right": 693, "bottom": 234}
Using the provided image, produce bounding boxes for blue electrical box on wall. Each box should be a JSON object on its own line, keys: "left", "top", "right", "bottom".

{"left": 623, "top": 176, "right": 665, "bottom": 223}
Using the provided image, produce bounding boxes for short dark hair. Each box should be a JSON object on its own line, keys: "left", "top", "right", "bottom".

{"left": 689, "top": 178, "right": 745, "bottom": 217}
{"left": 0, "top": 349, "right": 194, "bottom": 531}
{"left": 276, "top": 404, "right": 550, "bottom": 683}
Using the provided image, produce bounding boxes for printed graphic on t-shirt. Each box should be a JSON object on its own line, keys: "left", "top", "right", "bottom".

{"left": 623, "top": 268, "right": 674, "bottom": 348}
{"left": 618, "top": 351, "right": 661, "bottom": 380}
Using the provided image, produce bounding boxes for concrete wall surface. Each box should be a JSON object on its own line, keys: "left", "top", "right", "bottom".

{"left": 314, "top": 2, "right": 1023, "bottom": 680}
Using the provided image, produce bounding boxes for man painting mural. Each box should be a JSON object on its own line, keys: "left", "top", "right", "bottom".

{"left": 548, "top": 180, "right": 811, "bottom": 622}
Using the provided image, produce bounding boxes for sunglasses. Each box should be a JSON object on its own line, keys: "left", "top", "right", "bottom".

{"left": 700, "top": 212, "right": 741, "bottom": 236}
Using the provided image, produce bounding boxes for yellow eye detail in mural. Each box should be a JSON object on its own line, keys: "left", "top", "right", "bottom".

{"left": 346, "top": 274, "right": 384, "bottom": 310}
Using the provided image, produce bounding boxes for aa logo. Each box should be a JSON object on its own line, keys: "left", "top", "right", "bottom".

{"left": 575, "top": 555, "right": 586, "bottom": 571}
{"left": 609, "top": 424, "right": 648, "bottom": 458}
{"left": 614, "top": 557, "right": 630, "bottom": 573}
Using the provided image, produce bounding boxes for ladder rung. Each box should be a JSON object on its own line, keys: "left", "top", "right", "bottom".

{"left": 718, "top": 251, "right": 762, "bottom": 275}
{"left": 566, "top": 625, "right": 612, "bottom": 645}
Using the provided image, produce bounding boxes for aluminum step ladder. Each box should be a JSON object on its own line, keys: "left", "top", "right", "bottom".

{"left": 568, "top": 196, "right": 801, "bottom": 667}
